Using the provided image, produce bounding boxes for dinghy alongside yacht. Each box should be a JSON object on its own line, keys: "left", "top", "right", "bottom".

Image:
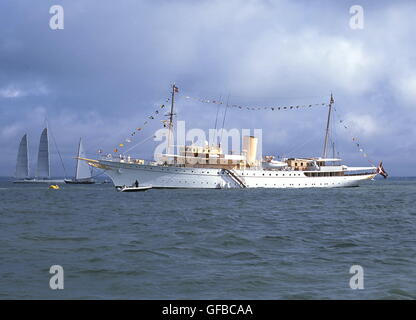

{"left": 116, "top": 185, "right": 152, "bottom": 192}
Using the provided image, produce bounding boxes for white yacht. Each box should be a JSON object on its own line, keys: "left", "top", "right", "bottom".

{"left": 82, "top": 86, "right": 386, "bottom": 189}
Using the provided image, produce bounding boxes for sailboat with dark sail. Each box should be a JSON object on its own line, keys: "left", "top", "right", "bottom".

{"left": 64, "top": 138, "right": 95, "bottom": 184}
{"left": 14, "top": 128, "right": 65, "bottom": 183}
{"left": 15, "top": 133, "right": 30, "bottom": 182}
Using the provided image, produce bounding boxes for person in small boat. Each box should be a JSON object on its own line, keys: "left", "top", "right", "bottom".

{"left": 134, "top": 180, "right": 139, "bottom": 188}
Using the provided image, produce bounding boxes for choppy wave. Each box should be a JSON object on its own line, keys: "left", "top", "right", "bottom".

{"left": 0, "top": 179, "right": 415, "bottom": 299}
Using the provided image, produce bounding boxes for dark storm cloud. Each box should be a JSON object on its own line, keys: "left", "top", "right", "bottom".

{"left": 0, "top": 0, "right": 415, "bottom": 176}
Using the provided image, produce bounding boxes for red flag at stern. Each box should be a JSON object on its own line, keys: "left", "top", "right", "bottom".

{"left": 376, "top": 162, "right": 388, "bottom": 178}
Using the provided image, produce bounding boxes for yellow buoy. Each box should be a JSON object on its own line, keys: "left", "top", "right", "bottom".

{"left": 48, "top": 185, "right": 60, "bottom": 190}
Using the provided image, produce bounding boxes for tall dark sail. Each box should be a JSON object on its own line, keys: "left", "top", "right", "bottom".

{"left": 36, "top": 128, "right": 50, "bottom": 179}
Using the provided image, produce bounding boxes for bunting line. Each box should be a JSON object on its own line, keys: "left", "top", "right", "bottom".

{"left": 333, "top": 109, "right": 376, "bottom": 167}
{"left": 184, "top": 95, "right": 329, "bottom": 111}
{"left": 99, "top": 103, "right": 166, "bottom": 155}
{"left": 102, "top": 90, "right": 329, "bottom": 156}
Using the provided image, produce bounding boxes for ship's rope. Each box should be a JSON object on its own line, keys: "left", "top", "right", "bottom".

{"left": 332, "top": 107, "right": 376, "bottom": 167}
{"left": 219, "top": 95, "right": 230, "bottom": 147}
{"left": 103, "top": 103, "right": 166, "bottom": 156}
{"left": 280, "top": 134, "right": 321, "bottom": 159}
{"left": 123, "top": 133, "right": 157, "bottom": 154}
{"left": 45, "top": 118, "right": 68, "bottom": 178}
{"left": 184, "top": 95, "right": 329, "bottom": 111}
{"left": 101, "top": 89, "right": 330, "bottom": 158}
{"left": 268, "top": 104, "right": 376, "bottom": 167}
{"left": 90, "top": 170, "right": 105, "bottom": 179}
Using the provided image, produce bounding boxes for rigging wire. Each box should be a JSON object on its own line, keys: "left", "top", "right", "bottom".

{"left": 90, "top": 170, "right": 105, "bottom": 179}
{"left": 219, "top": 94, "right": 230, "bottom": 147}
{"left": 280, "top": 133, "right": 321, "bottom": 159}
{"left": 332, "top": 106, "right": 376, "bottom": 167}
{"left": 213, "top": 95, "right": 222, "bottom": 132}
{"left": 330, "top": 102, "right": 338, "bottom": 160}
{"left": 213, "top": 95, "right": 222, "bottom": 146}
{"left": 45, "top": 118, "right": 68, "bottom": 178}
{"left": 123, "top": 133, "right": 157, "bottom": 154}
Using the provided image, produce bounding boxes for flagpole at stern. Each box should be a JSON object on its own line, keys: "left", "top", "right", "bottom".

{"left": 167, "top": 84, "right": 178, "bottom": 162}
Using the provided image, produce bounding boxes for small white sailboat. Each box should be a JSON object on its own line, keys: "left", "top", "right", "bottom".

{"left": 14, "top": 128, "right": 64, "bottom": 183}
{"left": 64, "top": 138, "right": 95, "bottom": 184}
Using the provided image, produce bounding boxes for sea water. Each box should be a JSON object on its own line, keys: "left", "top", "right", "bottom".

{"left": 0, "top": 178, "right": 415, "bottom": 299}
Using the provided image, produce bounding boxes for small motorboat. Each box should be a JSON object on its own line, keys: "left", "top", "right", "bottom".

{"left": 116, "top": 185, "right": 152, "bottom": 192}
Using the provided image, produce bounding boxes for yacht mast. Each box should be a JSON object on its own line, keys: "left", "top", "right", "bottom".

{"left": 322, "top": 93, "right": 334, "bottom": 158}
{"left": 167, "top": 84, "right": 177, "bottom": 158}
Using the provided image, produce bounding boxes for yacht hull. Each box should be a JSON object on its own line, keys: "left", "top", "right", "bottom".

{"left": 94, "top": 160, "right": 376, "bottom": 189}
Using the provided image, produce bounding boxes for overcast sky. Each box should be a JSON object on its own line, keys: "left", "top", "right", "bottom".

{"left": 1, "top": 0, "right": 415, "bottom": 177}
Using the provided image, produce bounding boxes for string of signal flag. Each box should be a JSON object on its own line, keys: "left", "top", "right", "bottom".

{"left": 333, "top": 109, "right": 376, "bottom": 167}
{"left": 105, "top": 88, "right": 330, "bottom": 155}
{"left": 102, "top": 88, "right": 381, "bottom": 175}
{"left": 98, "top": 103, "right": 166, "bottom": 155}
{"left": 184, "top": 95, "right": 329, "bottom": 111}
